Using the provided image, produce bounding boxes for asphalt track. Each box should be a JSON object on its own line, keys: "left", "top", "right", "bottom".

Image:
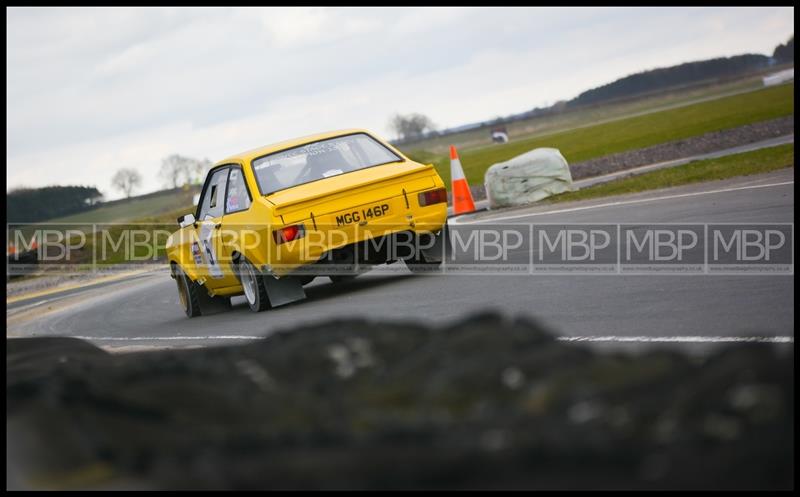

{"left": 6, "top": 169, "right": 794, "bottom": 352}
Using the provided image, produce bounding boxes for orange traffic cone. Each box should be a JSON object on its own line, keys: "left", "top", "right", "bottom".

{"left": 450, "top": 145, "right": 476, "bottom": 215}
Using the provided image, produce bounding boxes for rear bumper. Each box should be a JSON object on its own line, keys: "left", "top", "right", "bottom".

{"left": 266, "top": 203, "right": 447, "bottom": 276}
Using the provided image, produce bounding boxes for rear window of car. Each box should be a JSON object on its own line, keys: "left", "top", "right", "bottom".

{"left": 252, "top": 133, "right": 403, "bottom": 195}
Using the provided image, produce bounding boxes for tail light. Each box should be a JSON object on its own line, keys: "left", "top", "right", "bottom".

{"left": 273, "top": 224, "right": 305, "bottom": 245}
{"left": 418, "top": 188, "right": 448, "bottom": 207}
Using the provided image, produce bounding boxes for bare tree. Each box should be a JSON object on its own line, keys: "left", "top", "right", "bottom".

{"left": 111, "top": 168, "right": 142, "bottom": 198}
{"left": 389, "top": 113, "right": 437, "bottom": 142}
{"left": 160, "top": 154, "right": 215, "bottom": 188}
{"left": 190, "top": 158, "right": 213, "bottom": 185}
{"left": 159, "top": 154, "right": 193, "bottom": 189}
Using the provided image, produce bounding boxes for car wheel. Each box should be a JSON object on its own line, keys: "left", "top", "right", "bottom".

{"left": 239, "top": 259, "right": 270, "bottom": 312}
{"left": 174, "top": 264, "right": 202, "bottom": 318}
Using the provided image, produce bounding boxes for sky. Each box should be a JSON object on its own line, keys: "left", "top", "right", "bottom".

{"left": 6, "top": 6, "right": 794, "bottom": 200}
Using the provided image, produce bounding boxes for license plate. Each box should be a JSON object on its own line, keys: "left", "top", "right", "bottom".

{"left": 335, "top": 203, "right": 390, "bottom": 227}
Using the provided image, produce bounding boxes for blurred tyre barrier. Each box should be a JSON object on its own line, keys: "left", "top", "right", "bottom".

{"left": 484, "top": 147, "right": 574, "bottom": 209}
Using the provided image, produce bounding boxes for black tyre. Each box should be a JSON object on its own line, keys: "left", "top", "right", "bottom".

{"left": 174, "top": 264, "right": 202, "bottom": 318}
{"left": 239, "top": 259, "right": 270, "bottom": 312}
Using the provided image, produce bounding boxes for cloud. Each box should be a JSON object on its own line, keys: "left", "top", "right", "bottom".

{"left": 6, "top": 7, "right": 794, "bottom": 200}
{"left": 253, "top": 7, "right": 378, "bottom": 48}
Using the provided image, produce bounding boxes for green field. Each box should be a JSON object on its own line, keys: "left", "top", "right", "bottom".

{"left": 404, "top": 73, "right": 771, "bottom": 155}
{"left": 404, "top": 82, "right": 794, "bottom": 187}
{"left": 546, "top": 143, "right": 794, "bottom": 204}
{"left": 10, "top": 187, "right": 197, "bottom": 245}
{"left": 43, "top": 187, "right": 198, "bottom": 224}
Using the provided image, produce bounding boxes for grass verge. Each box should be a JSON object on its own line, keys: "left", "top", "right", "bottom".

{"left": 547, "top": 143, "right": 794, "bottom": 204}
{"left": 401, "top": 72, "right": 778, "bottom": 154}
{"left": 43, "top": 187, "right": 199, "bottom": 224}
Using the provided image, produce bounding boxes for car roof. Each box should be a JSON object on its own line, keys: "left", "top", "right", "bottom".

{"left": 215, "top": 128, "right": 380, "bottom": 166}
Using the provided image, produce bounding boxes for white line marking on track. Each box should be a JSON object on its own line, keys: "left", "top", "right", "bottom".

{"left": 451, "top": 180, "right": 794, "bottom": 224}
{"left": 58, "top": 335, "right": 794, "bottom": 344}
{"left": 557, "top": 336, "right": 794, "bottom": 343}
{"left": 10, "top": 298, "right": 54, "bottom": 310}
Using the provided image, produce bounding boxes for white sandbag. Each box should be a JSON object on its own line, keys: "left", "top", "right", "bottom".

{"left": 484, "top": 148, "right": 573, "bottom": 209}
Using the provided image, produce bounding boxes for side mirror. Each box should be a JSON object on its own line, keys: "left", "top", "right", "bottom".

{"left": 178, "top": 213, "right": 196, "bottom": 228}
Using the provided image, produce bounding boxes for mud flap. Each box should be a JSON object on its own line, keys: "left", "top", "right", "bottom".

{"left": 197, "top": 289, "right": 232, "bottom": 315}
{"left": 420, "top": 223, "right": 451, "bottom": 263}
{"left": 263, "top": 275, "right": 306, "bottom": 308}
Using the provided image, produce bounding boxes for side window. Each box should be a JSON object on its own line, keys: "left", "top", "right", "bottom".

{"left": 197, "top": 167, "right": 229, "bottom": 220}
{"left": 225, "top": 167, "right": 252, "bottom": 214}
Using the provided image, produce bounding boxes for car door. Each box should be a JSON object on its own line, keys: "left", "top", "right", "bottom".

{"left": 219, "top": 164, "right": 254, "bottom": 267}
{"left": 193, "top": 166, "right": 239, "bottom": 289}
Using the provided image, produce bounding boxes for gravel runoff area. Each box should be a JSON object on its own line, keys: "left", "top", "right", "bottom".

{"left": 6, "top": 268, "right": 157, "bottom": 299}
{"left": 9, "top": 273, "right": 96, "bottom": 298}
{"left": 466, "top": 115, "right": 794, "bottom": 201}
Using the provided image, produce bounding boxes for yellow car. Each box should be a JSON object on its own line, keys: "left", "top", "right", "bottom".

{"left": 166, "top": 129, "right": 449, "bottom": 317}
